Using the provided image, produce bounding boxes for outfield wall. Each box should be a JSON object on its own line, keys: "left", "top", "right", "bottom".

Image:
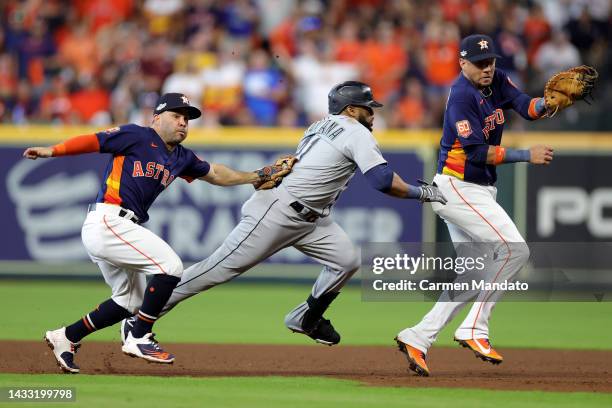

{"left": 1, "top": 126, "right": 611, "bottom": 278}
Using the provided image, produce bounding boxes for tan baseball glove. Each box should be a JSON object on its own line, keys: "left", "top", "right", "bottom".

{"left": 543, "top": 65, "right": 598, "bottom": 117}
{"left": 253, "top": 154, "right": 298, "bottom": 190}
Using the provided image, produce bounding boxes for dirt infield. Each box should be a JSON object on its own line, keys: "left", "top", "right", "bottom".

{"left": 2, "top": 340, "right": 611, "bottom": 393}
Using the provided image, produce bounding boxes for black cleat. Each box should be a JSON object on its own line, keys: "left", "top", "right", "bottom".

{"left": 292, "top": 317, "right": 340, "bottom": 346}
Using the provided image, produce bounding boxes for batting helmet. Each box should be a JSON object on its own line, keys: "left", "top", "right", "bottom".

{"left": 328, "top": 81, "right": 383, "bottom": 115}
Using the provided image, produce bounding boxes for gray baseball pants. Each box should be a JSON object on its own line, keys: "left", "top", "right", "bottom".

{"left": 161, "top": 185, "right": 360, "bottom": 330}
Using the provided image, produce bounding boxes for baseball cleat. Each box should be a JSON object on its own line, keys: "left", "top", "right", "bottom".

{"left": 455, "top": 337, "right": 503, "bottom": 365}
{"left": 44, "top": 327, "right": 81, "bottom": 374}
{"left": 122, "top": 332, "right": 175, "bottom": 364}
{"left": 395, "top": 337, "right": 430, "bottom": 377}
{"left": 291, "top": 318, "right": 340, "bottom": 346}
{"left": 120, "top": 316, "right": 136, "bottom": 345}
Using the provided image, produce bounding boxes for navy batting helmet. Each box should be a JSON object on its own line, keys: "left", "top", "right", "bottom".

{"left": 328, "top": 81, "right": 383, "bottom": 115}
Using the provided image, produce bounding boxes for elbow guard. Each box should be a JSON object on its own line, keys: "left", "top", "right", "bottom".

{"left": 364, "top": 163, "right": 394, "bottom": 192}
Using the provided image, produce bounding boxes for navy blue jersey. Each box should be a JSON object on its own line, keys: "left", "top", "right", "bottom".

{"left": 437, "top": 69, "right": 533, "bottom": 185}
{"left": 94, "top": 124, "right": 210, "bottom": 223}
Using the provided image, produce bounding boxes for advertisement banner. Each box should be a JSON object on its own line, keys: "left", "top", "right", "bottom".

{"left": 527, "top": 154, "right": 612, "bottom": 241}
{"left": 1, "top": 147, "right": 423, "bottom": 263}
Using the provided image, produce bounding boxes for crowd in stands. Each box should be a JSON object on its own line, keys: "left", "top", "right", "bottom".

{"left": 0, "top": 0, "right": 610, "bottom": 130}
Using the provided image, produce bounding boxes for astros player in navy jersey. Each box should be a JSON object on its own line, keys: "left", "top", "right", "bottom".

{"left": 395, "top": 35, "right": 554, "bottom": 376}
{"left": 23, "top": 93, "right": 280, "bottom": 373}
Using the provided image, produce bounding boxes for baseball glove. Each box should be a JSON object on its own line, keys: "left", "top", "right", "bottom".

{"left": 543, "top": 65, "right": 598, "bottom": 117}
{"left": 253, "top": 154, "right": 298, "bottom": 190}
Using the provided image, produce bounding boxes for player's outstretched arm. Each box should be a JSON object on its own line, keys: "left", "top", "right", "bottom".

{"left": 363, "top": 163, "right": 447, "bottom": 204}
{"left": 23, "top": 134, "right": 100, "bottom": 160}
{"left": 200, "top": 154, "right": 296, "bottom": 189}
{"left": 23, "top": 146, "right": 54, "bottom": 159}
{"left": 200, "top": 163, "right": 260, "bottom": 186}
{"left": 480, "top": 145, "right": 553, "bottom": 166}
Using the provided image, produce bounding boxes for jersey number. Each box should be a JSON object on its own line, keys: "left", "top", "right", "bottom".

{"left": 482, "top": 109, "right": 505, "bottom": 139}
{"left": 295, "top": 134, "right": 320, "bottom": 160}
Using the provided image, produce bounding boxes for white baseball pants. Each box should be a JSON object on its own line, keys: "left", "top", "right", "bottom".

{"left": 81, "top": 203, "right": 183, "bottom": 314}
{"left": 397, "top": 174, "right": 529, "bottom": 352}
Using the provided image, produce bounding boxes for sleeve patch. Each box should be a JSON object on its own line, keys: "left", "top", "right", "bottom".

{"left": 103, "top": 126, "right": 120, "bottom": 134}
{"left": 455, "top": 120, "right": 473, "bottom": 138}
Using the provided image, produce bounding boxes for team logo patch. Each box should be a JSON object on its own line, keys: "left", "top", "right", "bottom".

{"left": 478, "top": 39, "right": 488, "bottom": 49}
{"left": 181, "top": 95, "right": 189, "bottom": 104}
{"left": 455, "top": 120, "right": 472, "bottom": 138}
{"left": 104, "top": 126, "right": 120, "bottom": 134}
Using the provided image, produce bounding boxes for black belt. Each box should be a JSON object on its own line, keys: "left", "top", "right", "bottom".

{"left": 87, "top": 203, "right": 141, "bottom": 224}
{"left": 290, "top": 201, "right": 320, "bottom": 222}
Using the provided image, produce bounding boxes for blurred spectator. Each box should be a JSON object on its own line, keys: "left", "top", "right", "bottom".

{"left": 143, "top": 0, "right": 184, "bottom": 35}
{"left": 200, "top": 47, "right": 246, "bottom": 126}
{"left": 220, "top": 0, "right": 259, "bottom": 40}
{"left": 333, "top": 19, "right": 362, "bottom": 63}
{"left": 140, "top": 38, "right": 174, "bottom": 93}
{"left": 523, "top": 4, "right": 551, "bottom": 64}
{"left": 534, "top": 30, "right": 581, "bottom": 80}
{"left": 269, "top": 0, "right": 324, "bottom": 59}
{"left": 360, "top": 21, "right": 407, "bottom": 103}
{"left": 292, "top": 37, "right": 357, "bottom": 122}
{"left": 565, "top": 9, "right": 598, "bottom": 62}
{"left": 0, "top": 55, "right": 18, "bottom": 102}
{"left": 391, "top": 77, "right": 430, "bottom": 129}
{"left": 242, "top": 48, "right": 286, "bottom": 126}
{"left": 69, "top": 78, "right": 111, "bottom": 124}
{"left": 58, "top": 21, "right": 99, "bottom": 79}
{"left": 162, "top": 60, "right": 205, "bottom": 105}
{"left": 173, "top": 27, "right": 217, "bottom": 72}
{"left": 16, "top": 18, "right": 57, "bottom": 84}
{"left": 10, "top": 80, "right": 36, "bottom": 124}
{"left": 39, "top": 76, "right": 72, "bottom": 123}
{"left": 422, "top": 22, "right": 460, "bottom": 89}
{"left": 421, "top": 21, "right": 460, "bottom": 124}
{"left": 494, "top": 11, "right": 528, "bottom": 86}
{"left": 73, "top": 0, "right": 134, "bottom": 32}
{"left": 255, "top": 0, "right": 297, "bottom": 37}
{"left": 277, "top": 105, "right": 300, "bottom": 127}
{"left": 538, "top": 0, "right": 571, "bottom": 30}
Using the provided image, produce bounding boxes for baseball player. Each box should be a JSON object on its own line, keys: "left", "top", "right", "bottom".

{"left": 394, "top": 34, "right": 555, "bottom": 376}
{"left": 120, "top": 81, "right": 447, "bottom": 346}
{"left": 24, "top": 93, "right": 288, "bottom": 373}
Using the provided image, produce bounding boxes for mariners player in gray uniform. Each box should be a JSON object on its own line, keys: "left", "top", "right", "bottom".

{"left": 122, "top": 81, "right": 447, "bottom": 345}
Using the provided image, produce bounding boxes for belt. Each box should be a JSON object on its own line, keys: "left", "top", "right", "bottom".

{"left": 290, "top": 201, "right": 320, "bottom": 222}
{"left": 87, "top": 203, "right": 141, "bottom": 224}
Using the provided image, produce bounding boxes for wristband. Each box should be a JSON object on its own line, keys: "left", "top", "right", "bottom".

{"left": 535, "top": 97, "right": 546, "bottom": 115}
{"left": 494, "top": 146, "right": 506, "bottom": 165}
{"left": 528, "top": 97, "right": 546, "bottom": 118}
{"left": 503, "top": 148, "right": 530, "bottom": 163}
{"left": 405, "top": 185, "right": 422, "bottom": 199}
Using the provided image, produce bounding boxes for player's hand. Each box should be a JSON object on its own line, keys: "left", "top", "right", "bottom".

{"left": 417, "top": 179, "right": 447, "bottom": 205}
{"left": 529, "top": 145, "right": 553, "bottom": 165}
{"left": 23, "top": 147, "right": 53, "bottom": 159}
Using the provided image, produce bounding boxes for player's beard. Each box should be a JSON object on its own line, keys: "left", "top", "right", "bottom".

{"left": 357, "top": 111, "right": 374, "bottom": 132}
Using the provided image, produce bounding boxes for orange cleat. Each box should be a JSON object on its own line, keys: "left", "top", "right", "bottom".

{"left": 395, "top": 337, "right": 430, "bottom": 377}
{"left": 455, "top": 337, "right": 503, "bottom": 364}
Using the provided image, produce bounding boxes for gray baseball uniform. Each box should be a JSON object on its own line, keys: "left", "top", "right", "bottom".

{"left": 162, "top": 114, "right": 386, "bottom": 330}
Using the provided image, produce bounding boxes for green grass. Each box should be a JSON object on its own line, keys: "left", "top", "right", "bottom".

{"left": 1, "top": 280, "right": 611, "bottom": 349}
{"left": 0, "top": 374, "right": 611, "bottom": 408}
